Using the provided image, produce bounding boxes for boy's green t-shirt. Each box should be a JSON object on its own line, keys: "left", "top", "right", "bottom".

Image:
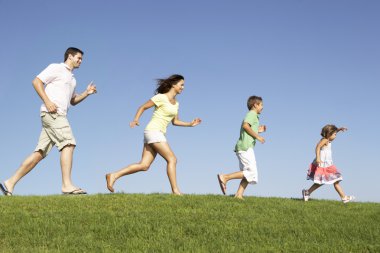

{"left": 234, "top": 110, "right": 259, "bottom": 152}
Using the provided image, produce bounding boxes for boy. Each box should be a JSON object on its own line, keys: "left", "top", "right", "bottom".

{"left": 217, "top": 96, "right": 266, "bottom": 199}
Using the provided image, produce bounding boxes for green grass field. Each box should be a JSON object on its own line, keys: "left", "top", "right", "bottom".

{"left": 0, "top": 194, "right": 379, "bottom": 252}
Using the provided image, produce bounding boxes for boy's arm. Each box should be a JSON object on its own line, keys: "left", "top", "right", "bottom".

{"left": 242, "top": 122, "right": 265, "bottom": 143}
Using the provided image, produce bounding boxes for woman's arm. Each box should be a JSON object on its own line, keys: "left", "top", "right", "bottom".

{"left": 130, "top": 100, "right": 155, "bottom": 128}
{"left": 172, "top": 114, "right": 202, "bottom": 127}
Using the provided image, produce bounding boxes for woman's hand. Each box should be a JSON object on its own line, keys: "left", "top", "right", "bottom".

{"left": 130, "top": 121, "right": 140, "bottom": 128}
{"left": 190, "top": 118, "right": 202, "bottom": 127}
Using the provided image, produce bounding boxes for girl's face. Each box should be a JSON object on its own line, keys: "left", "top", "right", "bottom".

{"left": 328, "top": 132, "right": 337, "bottom": 141}
{"left": 173, "top": 80, "right": 185, "bottom": 94}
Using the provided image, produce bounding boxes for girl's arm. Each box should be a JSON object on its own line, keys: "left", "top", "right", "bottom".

{"left": 337, "top": 127, "right": 348, "bottom": 133}
{"left": 315, "top": 138, "right": 329, "bottom": 165}
{"left": 242, "top": 122, "right": 265, "bottom": 144}
{"left": 130, "top": 100, "right": 155, "bottom": 128}
{"left": 172, "top": 114, "right": 202, "bottom": 127}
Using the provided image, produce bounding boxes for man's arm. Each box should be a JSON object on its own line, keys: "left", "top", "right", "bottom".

{"left": 32, "top": 77, "right": 57, "bottom": 113}
{"left": 71, "top": 82, "right": 97, "bottom": 106}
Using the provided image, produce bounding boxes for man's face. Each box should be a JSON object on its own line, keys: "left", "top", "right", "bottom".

{"left": 69, "top": 53, "right": 83, "bottom": 68}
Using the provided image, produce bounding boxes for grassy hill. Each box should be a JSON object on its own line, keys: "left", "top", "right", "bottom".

{"left": 0, "top": 194, "right": 379, "bottom": 252}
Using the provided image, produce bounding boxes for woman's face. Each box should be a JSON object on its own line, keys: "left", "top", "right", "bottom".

{"left": 173, "top": 79, "right": 185, "bottom": 94}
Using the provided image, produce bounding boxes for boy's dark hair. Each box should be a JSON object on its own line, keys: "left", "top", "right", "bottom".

{"left": 155, "top": 74, "right": 184, "bottom": 94}
{"left": 321, "top": 124, "right": 338, "bottom": 138}
{"left": 64, "top": 47, "right": 84, "bottom": 61}
{"left": 247, "top": 96, "right": 263, "bottom": 110}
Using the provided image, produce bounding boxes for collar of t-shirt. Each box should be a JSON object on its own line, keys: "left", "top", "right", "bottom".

{"left": 250, "top": 110, "right": 259, "bottom": 119}
{"left": 61, "top": 62, "right": 73, "bottom": 72}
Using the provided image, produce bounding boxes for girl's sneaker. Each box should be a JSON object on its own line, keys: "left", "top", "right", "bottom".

{"left": 342, "top": 195, "right": 355, "bottom": 203}
{"left": 302, "top": 189, "right": 310, "bottom": 201}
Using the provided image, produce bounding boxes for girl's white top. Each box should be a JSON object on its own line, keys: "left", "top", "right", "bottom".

{"left": 314, "top": 142, "right": 333, "bottom": 167}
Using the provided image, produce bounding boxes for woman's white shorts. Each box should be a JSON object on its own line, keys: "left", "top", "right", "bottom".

{"left": 144, "top": 130, "right": 167, "bottom": 144}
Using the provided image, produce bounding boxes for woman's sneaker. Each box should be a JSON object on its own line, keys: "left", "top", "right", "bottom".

{"left": 342, "top": 195, "right": 355, "bottom": 203}
{"left": 302, "top": 189, "right": 310, "bottom": 201}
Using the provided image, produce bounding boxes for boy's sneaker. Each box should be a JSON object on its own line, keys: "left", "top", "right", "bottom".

{"left": 342, "top": 195, "right": 355, "bottom": 203}
{"left": 302, "top": 189, "right": 310, "bottom": 201}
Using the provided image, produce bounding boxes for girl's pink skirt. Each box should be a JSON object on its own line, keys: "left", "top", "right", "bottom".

{"left": 307, "top": 163, "right": 343, "bottom": 185}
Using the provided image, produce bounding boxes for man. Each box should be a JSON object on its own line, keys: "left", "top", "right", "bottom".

{"left": 1, "top": 47, "right": 97, "bottom": 195}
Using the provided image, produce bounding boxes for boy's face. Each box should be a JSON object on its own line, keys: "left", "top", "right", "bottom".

{"left": 254, "top": 102, "right": 264, "bottom": 114}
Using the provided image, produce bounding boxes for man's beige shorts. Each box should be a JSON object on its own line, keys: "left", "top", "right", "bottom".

{"left": 35, "top": 112, "right": 76, "bottom": 157}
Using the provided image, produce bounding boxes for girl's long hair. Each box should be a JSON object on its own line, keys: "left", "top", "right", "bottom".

{"left": 155, "top": 74, "right": 184, "bottom": 94}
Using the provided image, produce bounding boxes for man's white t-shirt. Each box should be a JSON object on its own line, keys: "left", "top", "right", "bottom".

{"left": 37, "top": 63, "right": 77, "bottom": 115}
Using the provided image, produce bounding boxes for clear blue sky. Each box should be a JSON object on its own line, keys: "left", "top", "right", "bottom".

{"left": 0, "top": 0, "right": 379, "bottom": 202}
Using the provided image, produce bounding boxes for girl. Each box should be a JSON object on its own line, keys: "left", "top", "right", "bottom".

{"left": 302, "top": 124, "right": 354, "bottom": 203}
{"left": 106, "top": 74, "right": 201, "bottom": 195}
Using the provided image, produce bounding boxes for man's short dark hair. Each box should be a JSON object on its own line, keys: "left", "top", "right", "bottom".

{"left": 64, "top": 47, "right": 84, "bottom": 61}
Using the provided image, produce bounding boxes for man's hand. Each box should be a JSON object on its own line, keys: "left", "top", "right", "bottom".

{"left": 45, "top": 99, "right": 58, "bottom": 113}
{"left": 86, "top": 82, "right": 97, "bottom": 95}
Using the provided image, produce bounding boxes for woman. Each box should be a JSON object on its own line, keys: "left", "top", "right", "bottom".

{"left": 106, "top": 74, "right": 201, "bottom": 195}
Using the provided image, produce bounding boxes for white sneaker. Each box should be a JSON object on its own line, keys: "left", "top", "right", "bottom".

{"left": 302, "top": 189, "right": 310, "bottom": 201}
{"left": 342, "top": 195, "right": 355, "bottom": 203}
